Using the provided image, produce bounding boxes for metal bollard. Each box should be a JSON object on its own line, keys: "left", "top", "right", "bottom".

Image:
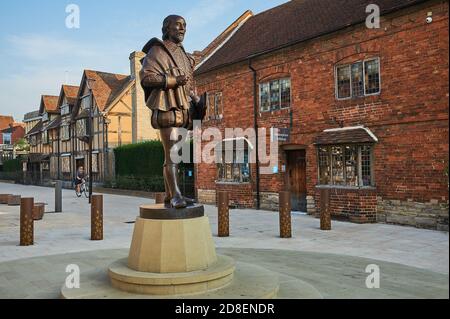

{"left": 218, "top": 191, "right": 229, "bottom": 237}
{"left": 279, "top": 191, "right": 292, "bottom": 238}
{"left": 320, "top": 188, "right": 331, "bottom": 230}
{"left": 155, "top": 192, "right": 166, "bottom": 204}
{"left": 20, "top": 198, "right": 34, "bottom": 246}
{"left": 55, "top": 181, "right": 62, "bottom": 213}
{"left": 91, "top": 195, "right": 103, "bottom": 241}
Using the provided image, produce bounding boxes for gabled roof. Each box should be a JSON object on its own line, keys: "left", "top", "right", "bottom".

{"left": 194, "top": 10, "right": 253, "bottom": 67}
{"left": 0, "top": 115, "right": 14, "bottom": 130}
{"left": 196, "top": 0, "right": 428, "bottom": 74}
{"left": 58, "top": 85, "right": 80, "bottom": 108}
{"left": 75, "top": 70, "right": 132, "bottom": 114}
{"left": 23, "top": 110, "right": 41, "bottom": 122}
{"left": 39, "top": 95, "right": 59, "bottom": 115}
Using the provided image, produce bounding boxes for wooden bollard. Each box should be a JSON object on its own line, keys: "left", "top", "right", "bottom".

{"left": 279, "top": 191, "right": 292, "bottom": 238}
{"left": 0, "top": 194, "right": 12, "bottom": 204}
{"left": 320, "top": 188, "right": 331, "bottom": 230}
{"left": 218, "top": 191, "right": 229, "bottom": 237}
{"left": 7, "top": 195, "right": 21, "bottom": 206}
{"left": 33, "top": 203, "right": 46, "bottom": 220}
{"left": 155, "top": 192, "right": 166, "bottom": 204}
{"left": 91, "top": 195, "right": 103, "bottom": 241}
{"left": 20, "top": 198, "right": 34, "bottom": 246}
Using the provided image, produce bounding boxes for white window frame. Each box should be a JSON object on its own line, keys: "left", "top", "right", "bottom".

{"left": 2, "top": 133, "right": 12, "bottom": 145}
{"left": 335, "top": 57, "right": 381, "bottom": 100}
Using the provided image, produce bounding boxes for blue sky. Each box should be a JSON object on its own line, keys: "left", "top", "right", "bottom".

{"left": 0, "top": 0, "right": 288, "bottom": 121}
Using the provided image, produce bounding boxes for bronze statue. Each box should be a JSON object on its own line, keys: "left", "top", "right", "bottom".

{"left": 140, "top": 15, "right": 206, "bottom": 209}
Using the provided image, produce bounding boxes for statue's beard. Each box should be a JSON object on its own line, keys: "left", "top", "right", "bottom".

{"left": 169, "top": 33, "right": 184, "bottom": 44}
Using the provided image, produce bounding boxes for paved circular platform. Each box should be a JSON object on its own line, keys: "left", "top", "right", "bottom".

{"left": 0, "top": 248, "right": 447, "bottom": 299}
{"left": 61, "top": 257, "right": 321, "bottom": 299}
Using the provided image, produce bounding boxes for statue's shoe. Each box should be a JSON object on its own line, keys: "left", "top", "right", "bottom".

{"left": 171, "top": 196, "right": 187, "bottom": 209}
{"left": 184, "top": 196, "right": 196, "bottom": 205}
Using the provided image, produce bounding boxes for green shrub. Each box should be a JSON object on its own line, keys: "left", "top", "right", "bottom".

{"left": 114, "top": 140, "right": 165, "bottom": 176}
{"left": 3, "top": 158, "right": 21, "bottom": 172}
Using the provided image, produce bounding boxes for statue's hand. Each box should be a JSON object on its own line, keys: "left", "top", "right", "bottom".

{"left": 176, "top": 75, "right": 188, "bottom": 86}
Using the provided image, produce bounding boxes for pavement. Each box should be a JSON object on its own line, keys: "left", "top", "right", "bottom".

{"left": 0, "top": 182, "right": 448, "bottom": 299}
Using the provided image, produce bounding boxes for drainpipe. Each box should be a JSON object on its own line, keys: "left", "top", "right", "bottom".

{"left": 248, "top": 59, "right": 260, "bottom": 210}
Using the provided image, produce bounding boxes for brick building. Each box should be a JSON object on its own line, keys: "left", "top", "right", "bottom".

{"left": 194, "top": 0, "right": 449, "bottom": 230}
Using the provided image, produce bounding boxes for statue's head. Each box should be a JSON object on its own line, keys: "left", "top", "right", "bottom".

{"left": 162, "top": 15, "right": 186, "bottom": 44}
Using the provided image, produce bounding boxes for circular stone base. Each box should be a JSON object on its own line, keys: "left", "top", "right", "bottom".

{"left": 109, "top": 255, "right": 235, "bottom": 295}
{"left": 61, "top": 259, "right": 322, "bottom": 299}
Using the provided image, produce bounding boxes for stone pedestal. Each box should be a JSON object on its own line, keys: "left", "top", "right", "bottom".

{"left": 108, "top": 204, "right": 236, "bottom": 296}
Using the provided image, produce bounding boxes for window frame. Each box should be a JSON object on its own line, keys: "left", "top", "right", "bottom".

{"left": 317, "top": 143, "right": 375, "bottom": 187}
{"left": 205, "top": 91, "right": 223, "bottom": 121}
{"left": 335, "top": 57, "right": 381, "bottom": 100}
{"left": 259, "top": 77, "right": 291, "bottom": 113}
{"left": 216, "top": 142, "right": 251, "bottom": 184}
{"left": 2, "top": 133, "right": 12, "bottom": 145}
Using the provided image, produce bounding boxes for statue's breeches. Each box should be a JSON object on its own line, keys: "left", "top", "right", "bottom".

{"left": 151, "top": 108, "right": 190, "bottom": 130}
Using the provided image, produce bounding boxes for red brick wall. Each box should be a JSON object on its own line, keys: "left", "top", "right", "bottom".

{"left": 315, "top": 187, "right": 378, "bottom": 223}
{"left": 195, "top": 1, "right": 449, "bottom": 226}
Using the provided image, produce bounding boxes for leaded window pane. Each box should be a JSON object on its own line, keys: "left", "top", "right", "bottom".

{"left": 337, "top": 65, "right": 351, "bottom": 99}
{"left": 364, "top": 59, "right": 380, "bottom": 94}
{"left": 345, "top": 145, "right": 358, "bottom": 186}
{"left": 270, "top": 80, "right": 280, "bottom": 111}
{"left": 280, "top": 78, "right": 291, "bottom": 109}
{"left": 318, "top": 147, "right": 331, "bottom": 184}
{"left": 260, "top": 83, "right": 270, "bottom": 112}
{"left": 331, "top": 146, "right": 344, "bottom": 185}
{"left": 361, "top": 145, "right": 372, "bottom": 186}
{"left": 351, "top": 62, "right": 364, "bottom": 97}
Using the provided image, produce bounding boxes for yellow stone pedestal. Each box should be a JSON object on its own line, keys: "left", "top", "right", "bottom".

{"left": 108, "top": 207, "right": 237, "bottom": 296}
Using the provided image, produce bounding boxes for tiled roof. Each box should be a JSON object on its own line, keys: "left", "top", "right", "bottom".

{"left": 83, "top": 70, "right": 132, "bottom": 112}
{"left": 62, "top": 85, "right": 80, "bottom": 106}
{"left": 46, "top": 116, "right": 62, "bottom": 130}
{"left": 314, "top": 127, "right": 378, "bottom": 145}
{"left": 26, "top": 120, "right": 43, "bottom": 136}
{"left": 41, "top": 95, "right": 59, "bottom": 114}
{"left": 0, "top": 115, "right": 14, "bottom": 130}
{"left": 196, "top": 0, "right": 427, "bottom": 74}
{"left": 24, "top": 110, "right": 41, "bottom": 121}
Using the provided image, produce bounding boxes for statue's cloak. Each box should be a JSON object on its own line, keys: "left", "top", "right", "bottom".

{"left": 140, "top": 38, "right": 192, "bottom": 111}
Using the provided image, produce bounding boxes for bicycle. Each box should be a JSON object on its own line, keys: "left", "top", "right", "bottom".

{"left": 75, "top": 177, "right": 89, "bottom": 198}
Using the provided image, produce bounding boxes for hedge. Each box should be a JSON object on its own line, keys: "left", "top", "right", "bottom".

{"left": 3, "top": 158, "right": 21, "bottom": 172}
{"left": 111, "top": 140, "right": 193, "bottom": 192}
{"left": 114, "top": 140, "right": 165, "bottom": 177}
{"left": 113, "top": 140, "right": 194, "bottom": 177}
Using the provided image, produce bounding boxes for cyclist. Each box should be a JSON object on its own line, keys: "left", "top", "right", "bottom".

{"left": 75, "top": 166, "right": 85, "bottom": 194}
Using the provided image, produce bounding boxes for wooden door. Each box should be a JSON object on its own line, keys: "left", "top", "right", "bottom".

{"left": 286, "top": 150, "right": 307, "bottom": 212}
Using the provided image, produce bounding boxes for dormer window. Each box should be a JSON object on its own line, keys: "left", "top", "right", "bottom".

{"left": 42, "top": 112, "right": 49, "bottom": 122}
{"left": 80, "top": 94, "right": 92, "bottom": 110}
{"left": 61, "top": 103, "right": 70, "bottom": 116}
